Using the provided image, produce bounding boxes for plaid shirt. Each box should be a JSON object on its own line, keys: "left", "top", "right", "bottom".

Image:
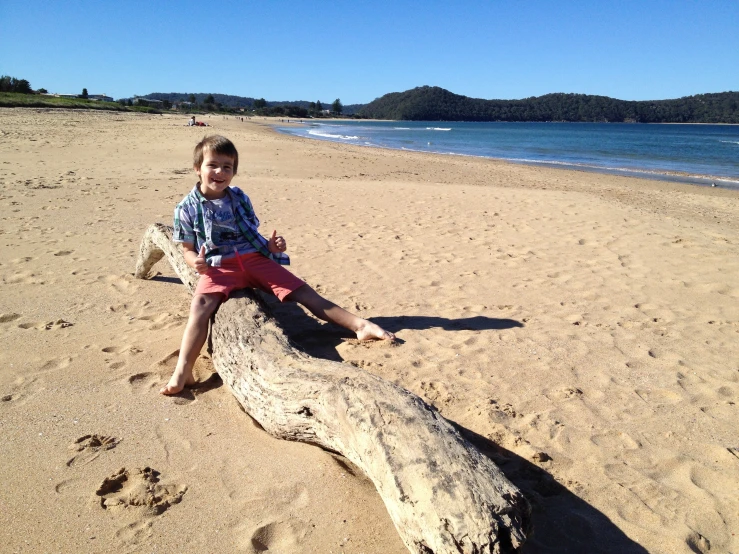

{"left": 173, "top": 184, "right": 290, "bottom": 267}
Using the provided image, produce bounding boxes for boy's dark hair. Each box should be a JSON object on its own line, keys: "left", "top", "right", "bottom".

{"left": 193, "top": 135, "right": 239, "bottom": 173}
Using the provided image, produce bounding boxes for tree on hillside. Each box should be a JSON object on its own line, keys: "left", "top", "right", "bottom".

{"left": 205, "top": 94, "right": 215, "bottom": 104}
{"left": 37, "top": 88, "right": 48, "bottom": 94}
{"left": 81, "top": 88, "right": 88, "bottom": 99}
{"left": 254, "top": 98, "right": 267, "bottom": 109}
{"left": 332, "top": 98, "right": 343, "bottom": 115}
{"left": 316, "top": 100, "right": 323, "bottom": 112}
{"left": 0, "top": 75, "right": 33, "bottom": 94}
{"left": 188, "top": 94, "right": 196, "bottom": 103}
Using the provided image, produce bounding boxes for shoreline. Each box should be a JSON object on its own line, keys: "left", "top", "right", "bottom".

{"left": 269, "top": 119, "right": 739, "bottom": 190}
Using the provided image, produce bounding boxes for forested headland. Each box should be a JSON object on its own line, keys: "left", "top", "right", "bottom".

{"left": 358, "top": 86, "right": 739, "bottom": 123}
{"left": 3, "top": 72, "right": 737, "bottom": 123}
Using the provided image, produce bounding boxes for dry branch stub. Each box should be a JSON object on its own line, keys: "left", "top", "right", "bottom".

{"left": 135, "top": 223, "right": 531, "bottom": 553}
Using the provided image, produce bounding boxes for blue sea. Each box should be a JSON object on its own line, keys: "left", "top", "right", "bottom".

{"left": 277, "top": 121, "right": 739, "bottom": 188}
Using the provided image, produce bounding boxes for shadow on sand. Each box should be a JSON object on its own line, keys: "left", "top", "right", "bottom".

{"left": 149, "top": 277, "right": 645, "bottom": 552}
{"left": 262, "top": 295, "right": 523, "bottom": 362}
{"left": 262, "top": 295, "right": 647, "bottom": 553}
{"left": 452, "top": 424, "right": 647, "bottom": 553}
{"left": 148, "top": 274, "right": 184, "bottom": 285}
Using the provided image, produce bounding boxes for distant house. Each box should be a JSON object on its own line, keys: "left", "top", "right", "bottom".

{"left": 47, "top": 93, "right": 113, "bottom": 101}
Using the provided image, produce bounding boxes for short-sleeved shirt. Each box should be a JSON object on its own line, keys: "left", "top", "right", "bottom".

{"left": 173, "top": 184, "right": 290, "bottom": 268}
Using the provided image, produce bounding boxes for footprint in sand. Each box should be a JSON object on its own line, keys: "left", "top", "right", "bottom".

{"left": 17, "top": 319, "right": 74, "bottom": 330}
{"left": 97, "top": 274, "right": 138, "bottom": 295}
{"left": 10, "top": 256, "right": 34, "bottom": 264}
{"left": 420, "top": 380, "right": 455, "bottom": 406}
{"left": 1, "top": 375, "right": 42, "bottom": 407}
{"left": 136, "top": 312, "right": 186, "bottom": 331}
{"left": 229, "top": 483, "right": 311, "bottom": 550}
{"left": 54, "top": 478, "right": 76, "bottom": 494}
{"left": 3, "top": 270, "right": 46, "bottom": 285}
{"left": 125, "top": 351, "right": 181, "bottom": 394}
{"left": 545, "top": 387, "right": 584, "bottom": 402}
{"left": 244, "top": 520, "right": 309, "bottom": 553}
{"left": 103, "top": 345, "right": 143, "bottom": 355}
{"left": 0, "top": 313, "right": 21, "bottom": 323}
{"left": 67, "top": 434, "right": 120, "bottom": 467}
{"left": 107, "top": 301, "right": 185, "bottom": 330}
{"left": 37, "top": 356, "right": 74, "bottom": 373}
{"left": 126, "top": 372, "right": 160, "bottom": 390}
{"left": 590, "top": 430, "right": 641, "bottom": 450}
{"left": 94, "top": 467, "right": 187, "bottom": 516}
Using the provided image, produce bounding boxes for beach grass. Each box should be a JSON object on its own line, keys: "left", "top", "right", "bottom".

{"left": 0, "top": 92, "right": 158, "bottom": 113}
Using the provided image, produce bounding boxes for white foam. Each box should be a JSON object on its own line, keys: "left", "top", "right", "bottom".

{"left": 426, "top": 127, "right": 451, "bottom": 131}
{"left": 505, "top": 157, "right": 739, "bottom": 185}
{"left": 720, "top": 140, "right": 739, "bottom": 145}
{"left": 308, "top": 130, "right": 359, "bottom": 140}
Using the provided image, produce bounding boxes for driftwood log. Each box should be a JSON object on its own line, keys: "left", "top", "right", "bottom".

{"left": 135, "top": 223, "right": 531, "bottom": 553}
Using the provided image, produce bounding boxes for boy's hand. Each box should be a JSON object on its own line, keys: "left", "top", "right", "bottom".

{"left": 193, "top": 245, "right": 209, "bottom": 274}
{"left": 268, "top": 230, "right": 287, "bottom": 254}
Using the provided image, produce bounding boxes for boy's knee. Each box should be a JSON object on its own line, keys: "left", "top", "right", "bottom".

{"left": 190, "top": 293, "right": 222, "bottom": 319}
{"left": 286, "top": 283, "right": 314, "bottom": 302}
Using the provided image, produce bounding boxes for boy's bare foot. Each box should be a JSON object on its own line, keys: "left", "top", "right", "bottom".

{"left": 159, "top": 370, "right": 196, "bottom": 395}
{"left": 356, "top": 320, "right": 395, "bottom": 341}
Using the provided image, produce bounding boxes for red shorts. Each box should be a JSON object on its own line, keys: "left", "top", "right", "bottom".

{"left": 194, "top": 252, "right": 305, "bottom": 301}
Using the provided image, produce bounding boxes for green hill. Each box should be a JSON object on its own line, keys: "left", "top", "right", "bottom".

{"left": 358, "top": 86, "right": 739, "bottom": 123}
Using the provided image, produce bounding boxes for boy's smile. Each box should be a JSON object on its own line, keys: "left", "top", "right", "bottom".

{"left": 196, "top": 151, "right": 235, "bottom": 199}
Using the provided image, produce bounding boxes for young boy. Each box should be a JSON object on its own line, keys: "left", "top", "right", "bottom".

{"left": 160, "top": 135, "right": 395, "bottom": 395}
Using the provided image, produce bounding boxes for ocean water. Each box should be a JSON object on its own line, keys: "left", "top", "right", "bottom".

{"left": 277, "top": 120, "right": 739, "bottom": 188}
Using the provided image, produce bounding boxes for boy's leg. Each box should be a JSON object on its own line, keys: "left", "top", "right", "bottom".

{"left": 286, "top": 285, "right": 395, "bottom": 341}
{"left": 160, "top": 292, "right": 223, "bottom": 395}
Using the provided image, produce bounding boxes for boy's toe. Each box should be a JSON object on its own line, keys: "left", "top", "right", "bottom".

{"left": 159, "top": 384, "right": 183, "bottom": 396}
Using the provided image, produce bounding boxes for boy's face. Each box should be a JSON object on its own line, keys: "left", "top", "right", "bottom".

{"left": 196, "top": 150, "right": 235, "bottom": 199}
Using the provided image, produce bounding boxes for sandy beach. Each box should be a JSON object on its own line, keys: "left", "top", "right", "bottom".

{"left": 1, "top": 108, "right": 737, "bottom": 554}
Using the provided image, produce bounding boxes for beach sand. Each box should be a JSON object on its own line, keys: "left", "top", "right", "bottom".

{"left": 0, "top": 108, "right": 737, "bottom": 553}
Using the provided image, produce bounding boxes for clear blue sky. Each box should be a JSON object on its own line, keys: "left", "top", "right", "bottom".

{"left": 2, "top": 0, "right": 737, "bottom": 103}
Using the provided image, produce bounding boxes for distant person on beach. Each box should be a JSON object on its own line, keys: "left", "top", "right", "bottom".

{"left": 188, "top": 116, "right": 196, "bottom": 126}
{"left": 160, "top": 135, "right": 395, "bottom": 395}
